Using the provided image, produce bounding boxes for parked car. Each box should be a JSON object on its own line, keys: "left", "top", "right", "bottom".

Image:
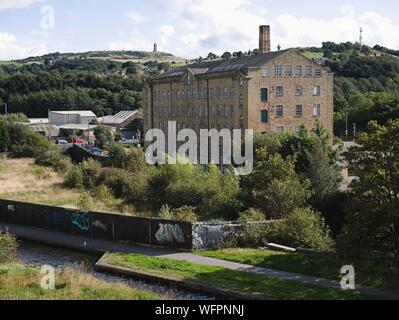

{"left": 56, "top": 139, "right": 69, "bottom": 145}
{"left": 73, "top": 138, "right": 84, "bottom": 144}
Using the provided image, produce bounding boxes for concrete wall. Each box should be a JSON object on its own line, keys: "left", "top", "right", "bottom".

{"left": 0, "top": 199, "right": 193, "bottom": 250}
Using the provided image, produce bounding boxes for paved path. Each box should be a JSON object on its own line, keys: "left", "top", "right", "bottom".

{"left": 2, "top": 223, "right": 398, "bottom": 300}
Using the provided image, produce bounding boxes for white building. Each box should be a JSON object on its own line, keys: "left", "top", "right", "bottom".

{"left": 49, "top": 111, "right": 97, "bottom": 126}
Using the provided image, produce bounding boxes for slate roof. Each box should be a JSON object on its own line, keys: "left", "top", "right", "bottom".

{"left": 156, "top": 50, "right": 289, "bottom": 81}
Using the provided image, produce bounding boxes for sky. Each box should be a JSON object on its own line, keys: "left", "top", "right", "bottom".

{"left": 0, "top": 0, "right": 399, "bottom": 60}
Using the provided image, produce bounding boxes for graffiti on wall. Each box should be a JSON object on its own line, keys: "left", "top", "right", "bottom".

{"left": 192, "top": 222, "right": 236, "bottom": 250}
{"left": 155, "top": 223, "right": 185, "bottom": 243}
{"left": 7, "top": 205, "right": 15, "bottom": 214}
{"left": 92, "top": 220, "right": 107, "bottom": 232}
{"left": 71, "top": 212, "right": 90, "bottom": 232}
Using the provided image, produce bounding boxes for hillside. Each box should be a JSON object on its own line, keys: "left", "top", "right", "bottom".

{"left": 1, "top": 43, "right": 399, "bottom": 136}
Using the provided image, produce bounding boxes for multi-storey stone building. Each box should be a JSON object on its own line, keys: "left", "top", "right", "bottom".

{"left": 144, "top": 26, "right": 334, "bottom": 142}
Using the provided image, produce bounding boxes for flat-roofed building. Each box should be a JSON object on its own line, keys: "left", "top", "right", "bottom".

{"left": 49, "top": 111, "right": 97, "bottom": 126}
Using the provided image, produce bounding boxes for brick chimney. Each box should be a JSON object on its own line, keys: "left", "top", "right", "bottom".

{"left": 259, "top": 25, "right": 271, "bottom": 54}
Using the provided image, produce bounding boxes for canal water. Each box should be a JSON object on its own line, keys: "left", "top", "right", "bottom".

{"left": 17, "top": 241, "right": 215, "bottom": 300}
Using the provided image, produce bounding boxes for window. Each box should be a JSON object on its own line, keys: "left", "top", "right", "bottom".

{"left": 239, "top": 94, "right": 244, "bottom": 108}
{"left": 187, "top": 89, "right": 191, "bottom": 98}
{"left": 313, "top": 85, "right": 321, "bottom": 96}
{"left": 261, "top": 88, "right": 268, "bottom": 102}
{"left": 204, "top": 88, "right": 208, "bottom": 99}
{"left": 239, "top": 76, "right": 244, "bottom": 87}
{"left": 295, "top": 65, "right": 302, "bottom": 77}
{"left": 276, "top": 86, "right": 284, "bottom": 97}
{"left": 315, "top": 68, "right": 322, "bottom": 77}
{"left": 276, "top": 126, "right": 284, "bottom": 134}
{"left": 295, "top": 85, "right": 303, "bottom": 96}
{"left": 262, "top": 67, "right": 269, "bottom": 77}
{"left": 261, "top": 110, "right": 269, "bottom": 124}
{"left": 285, "top": 65, "right": 292, "bottom": 77}
{"left": 187, "top": 74, "right": 192, "bottom": 85}
{"left": 192, "top": 89, "right": 197, "bottom": 99}
{"left": 217, "top": 87, "right": 221, "bottom": 99}
{"left": 239, "top": 115, "right": 244, "bottom": 129}
{"left": 274, "top": 65, "right": 282, "bottom": 77}
{"left": 177, "top": 90, "right": 181, "bottom": 99}
{"left": 230, "top": 87, "right": 235, "bottom": 97}
{"left": 223, "top": 87, "right": 228, "bottom": 98}
{"left": 306, "top": 65, "right": 312, "bottom": 77}
{"left": 276, "top": 105, "right": 284, "bottom": 117}
{"left": 313, "top": 104, "right": 321, "bottom": 117}
{"left": 295, "top": 105, "right": 303, "bottom": 117}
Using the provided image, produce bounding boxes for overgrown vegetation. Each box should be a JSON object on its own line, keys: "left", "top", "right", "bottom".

{"left": 0, "top": 231, "right": 18, "bottom": 263}
{"left": 0, "top": 264, "right": 160, "bottom": 300}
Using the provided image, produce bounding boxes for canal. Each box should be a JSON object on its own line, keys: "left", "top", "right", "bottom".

{"left": 17, "top": 240, "right": 215, "bottom": 300}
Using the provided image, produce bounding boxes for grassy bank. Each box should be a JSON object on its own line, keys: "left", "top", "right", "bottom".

{"left": 101, "top": 252, "right": 378, "bottom": 300}
{"left": 196, "top": 248, "right": 399, "bottom": 292}
{"left": 0, "top": 157, "right": 137, "bottom": 215}
{"left": 0, "top": 263, "right": 160, "bottom": 300}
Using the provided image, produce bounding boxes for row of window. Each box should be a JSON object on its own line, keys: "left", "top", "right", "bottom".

{"left": 261, "top": 104, "right": 321, "bottom": 124}
{"left": 153, "top": 86, "right": 241, "bottom": 101}
{"left": 154, "top": 105, "right": 234, "bottom": 118}
{"left": 155, "top": 122, "right": 237, "bottom": 132}
{"left": 260, "top": 85, "right": 321, "bottom": 102}
{"left": 263, "top": 65, "right": 322, "bottom": 78}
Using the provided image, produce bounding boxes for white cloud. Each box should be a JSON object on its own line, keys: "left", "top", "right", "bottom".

{"left": 125, "top": 11, "right": 145, "bottom": 24}
{"left": 0, "top": 32, "right": 47, "bottom": 60}
{"left": 160, "top": 25, "right": 175, "bottom": 46}
{"left": 0, "top": 0, "right": 41, "bottom": 10}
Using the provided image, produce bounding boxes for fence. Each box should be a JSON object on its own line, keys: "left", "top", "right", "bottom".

{"left": 0, "top": 199, "right": 193, "bottom": 250}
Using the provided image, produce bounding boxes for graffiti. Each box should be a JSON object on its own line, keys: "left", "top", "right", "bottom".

{"left": 155, "top": 223, "right": 185, "bottom": 243}
{"left": 52, "top": 212, "right": 64, "bottom": 226}
{"left": 71, "top": 212, "right": 90, "bottom": 232}
{"left": 92, "top": 220, "right": 107, "bottom": 232}
{"left": 192, "top": 222, "right": 236, "bottom": 250}
{"left": 7, "top": 205, "right": 15, "bottom": 214}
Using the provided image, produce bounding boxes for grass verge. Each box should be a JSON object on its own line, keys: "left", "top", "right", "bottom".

{"left": 0, "top": 263, "right": 160, "bottom": 300}
{"left": 196, "top": 248, "right": 399, "bottom": 292}
{"left": 102, "top": 252, "right": 378, "bottom": 300}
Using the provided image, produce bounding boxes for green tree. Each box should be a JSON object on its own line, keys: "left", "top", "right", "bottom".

{"left": 338, "top": 120, "right": 399, "bottom": 267}
{"left": 94, "top": 126, "right": 113, "bottom": 148}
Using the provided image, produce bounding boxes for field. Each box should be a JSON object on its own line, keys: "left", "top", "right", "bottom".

{"left": 0, "top": 156, "right": 138, "bottom": 215}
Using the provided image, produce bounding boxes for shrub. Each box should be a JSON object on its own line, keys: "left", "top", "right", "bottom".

{"left": 8, "top": 123, "right": 50, "bottom": 157}
{"left": 64, "top": 166, "right": 84, "bottom": 189}
{"left": 77, "top": 192, "right": 94, "bottom": 211}
{"left": 97, "top": 167, "right": 134, "bottom": 199}
{"left": 159, "top": 205, "right": 199, "bottom": 222}
{"left": 264, "top": 208, "right": 334, "bottom": 251}
{"left": 0, "top": 231, "right": 18, "bottom": 263}
{"left": 78, "top": 160, "right": 103, "bottom": 190}
{"left": 35, "top": 150, "right": 72, "bottom": 173}
{"left": 237, "top": 209, "right": 269, "bottom": 247}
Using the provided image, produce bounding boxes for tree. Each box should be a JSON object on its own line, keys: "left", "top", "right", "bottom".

{"left": 338, "top": 120, "right": 399, "bottom": 268}
{"left": 241, "top": 147, "right": 312, "bottom": 218}
{"left": 0, "top": 119, "right": 10, "bottom": 152}
{"left": 221, "top": 52, "right": 232, "bottom": 59}
{"left": 94, "top": 126, "right": 113, "bottom": 148}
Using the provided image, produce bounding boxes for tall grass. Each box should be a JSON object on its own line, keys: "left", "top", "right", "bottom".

{"left": 0, "top": 231, "right": 18, "bottom": 263}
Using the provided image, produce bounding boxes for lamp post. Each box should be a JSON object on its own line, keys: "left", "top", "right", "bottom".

{"left": 4, "top": 103, "right": 8, "bottom": 116}
{"left": 345, "top": 106, "right": 349, "bottom": 139}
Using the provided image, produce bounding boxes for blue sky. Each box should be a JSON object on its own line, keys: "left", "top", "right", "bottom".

{"left": 0, "top": 0, "right": 399, "bottom": 60}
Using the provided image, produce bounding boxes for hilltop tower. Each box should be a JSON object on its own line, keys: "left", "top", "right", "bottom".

{"left": 153, "top": 43, "right": 158, "bottom": 53}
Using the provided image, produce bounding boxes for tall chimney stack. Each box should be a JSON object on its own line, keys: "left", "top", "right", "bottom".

{"left": 259, "top": 25, "right": 271, "bottom": 54}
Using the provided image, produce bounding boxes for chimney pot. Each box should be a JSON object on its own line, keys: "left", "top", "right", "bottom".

{"left": 259, "top": 25, "right": 271, "bottom": 54}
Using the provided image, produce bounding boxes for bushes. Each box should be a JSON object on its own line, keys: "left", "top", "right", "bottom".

{"left": 265, "top": 208, "right": 334, "bottom": 251}
{"left": 35, "top": 150, "right": 72, "bottom": 173}
{"left": 8, "top": 123, "right": 50, "bottom": 157}
{"left": 237, "top": 208, "right": 334, "bottom": 251}
{"left": 159, "top": 205, "right": 199, "bottom": 222}
{"left": 0, "top": 231, "right": 18, "bottom": 263}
